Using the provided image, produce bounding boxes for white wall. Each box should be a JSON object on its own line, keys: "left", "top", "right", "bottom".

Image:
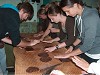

{"left": 28, "top": 0, "right": 43, "bottom": 22}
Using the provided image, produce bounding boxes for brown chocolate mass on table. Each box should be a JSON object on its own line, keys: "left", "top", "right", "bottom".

{"left": 38, "top": 52, "right": 49, "bottom": 57}
{"left": 26, "top": 67, "right": 39, "bottom": 73}
{"left": 25, "top": 46, "right": 34, "bottom": 51}
{"left": 40, "top": 57, "right": 52, "bottom": 62}
{"left": 59, "top": 58, "right": 70, "bottom": 62}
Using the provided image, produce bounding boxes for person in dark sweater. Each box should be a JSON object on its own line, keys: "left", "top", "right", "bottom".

{"left": 33, "top": 8, "right": 50, "bottom": 38}
{"left": 0, "top": 3, "right": 21, "bottom": 75}
{"left": 37, "top": 8, "right": 49, "bottom": 32}
{"left": 43, "top": 3, "right": 78, "bottom": 52}
{"left": 36, "top": 8, "right": 58, "bottom": 40}
{"left": 0, "top": 2, "right": 39, "bottom": 75}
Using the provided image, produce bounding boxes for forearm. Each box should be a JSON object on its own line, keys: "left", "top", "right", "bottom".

{"left": 73, "top": 38, "right": 81, "bottom": 46}
{"left": 68, "top": 48, "right": 83, "bottom": 57}
{"left": 44, "top": 42, "right": 67, "bottom": 52}
{"left": 41, "top": 29, "right": 50, "bottom": 39}
{"left": 41, "top": 23, "right": 52, "bottom": 40}
{"left": 17, "top": 40, "right": 31, "bottom": 47}
{"left": 1, "top": 37, "right": 12, "bottom": 44}
{"left": 69, "top": 39, "right": 81, "bottom": 50}
{"left": 50, "top": 28, "right": 60, "bottom": 33}
{"left": 1, "top": 37, "right": 37, "bottom": 47}
{"left": 51, "top": 37, "right": 60, "bottom": 42}
{"left": 2, "top": 37, "right": 32, "bottom": 47}
{"left": 49, "top": 42, "right": 67, "bottom": 51}
{"left": 54, "top": 48, "right": 83, "bottom": 59}
{"left": 56, "top": 42, "right": 66, "bottom": 49}
{"left": 1, "top": 37, "right": 30, "bottom": 47}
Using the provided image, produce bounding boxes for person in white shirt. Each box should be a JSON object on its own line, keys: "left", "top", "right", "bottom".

{"left": 72, "top": 56, "right": 100, "bottom": 75}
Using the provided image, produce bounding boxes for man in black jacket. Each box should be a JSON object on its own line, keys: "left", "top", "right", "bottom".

{"left": 0, "top": 2, "right": 38, "bottom": 75}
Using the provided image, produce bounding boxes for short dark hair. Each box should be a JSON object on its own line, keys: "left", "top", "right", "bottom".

{"left": 17, "top": 2, "right": 34, "bottom": 20}
{"left": 37, "top": 8, "right": 47, "bottom": 17}
{"left": 40, "top": 4, "right": 45, "bottom": 9}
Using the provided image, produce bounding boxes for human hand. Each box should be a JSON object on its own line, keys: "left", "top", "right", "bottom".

{"left": 71, "top": 56, "right": 89, "bottom": 71}
{"left": 50, "top": 28, "right": 60, "bottom": 33}
{"left": 54, "top": 53, "right": 70, "bottom": 59}
{"left": 39, "top": 37, "right": 44, "bottom": 42}
{"left": 50, "top": 70, "right": 65, "bottom": 75}
{"left": 33, "top": 31, "right": 44, "bottom": 37}
{"left": 44, "top": 46, "right": 56, "bottom": 52}
{"left": 65, "top": 46, "right": 73, "bottom": 53}
{"left": 30, "top": 39, "right": 40, "bottom": 46}
{"left": 34, "top": 39, "right": 40, "bottom": 43}
{"left": 42, "top": 40, "right": 53, "bottom": 43}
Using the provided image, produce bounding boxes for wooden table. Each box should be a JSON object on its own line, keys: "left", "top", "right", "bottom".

{"left": 13, "top": 33, "right": 82, "bottom": 75}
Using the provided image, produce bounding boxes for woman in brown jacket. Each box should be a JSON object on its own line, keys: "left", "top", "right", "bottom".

{"left": 44, "top": 4, "right": 78, "bottom": 52}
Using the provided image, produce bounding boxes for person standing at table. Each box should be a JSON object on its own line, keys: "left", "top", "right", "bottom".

{"left": 54, "top": 0, "right": 100, "bottom": 63}
{"left": 0, "top": 2, "right": 39, "bottom": 75}
{"left": 0, "top": 3, "right": 22, "bottom": 75}
{"left": 43, "top": 3, "right": 78, "bottom": 52}
{"left": 38, "top": 8, "right": 59, "bottom": 41}
{"left": 37, "top": 8, "right": 50, "bottom": 34}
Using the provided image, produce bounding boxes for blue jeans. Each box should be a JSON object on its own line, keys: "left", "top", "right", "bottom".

{"left": 0, "top": 47, "right": 8, "bottom": 75}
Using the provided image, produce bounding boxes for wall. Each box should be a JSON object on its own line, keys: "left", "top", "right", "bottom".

{"left": 50, "top": 0, "right": 99, "bottom": 8}
{"left": 20, "top": 22, "right": 37, "bottom": 33}
{"left": 43, "top": 0, "right": 51, "bottom": 5}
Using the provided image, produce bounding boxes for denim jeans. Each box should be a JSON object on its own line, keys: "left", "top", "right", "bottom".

{"left": 0, "top": 47, "right": 8, "bottom": 75}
